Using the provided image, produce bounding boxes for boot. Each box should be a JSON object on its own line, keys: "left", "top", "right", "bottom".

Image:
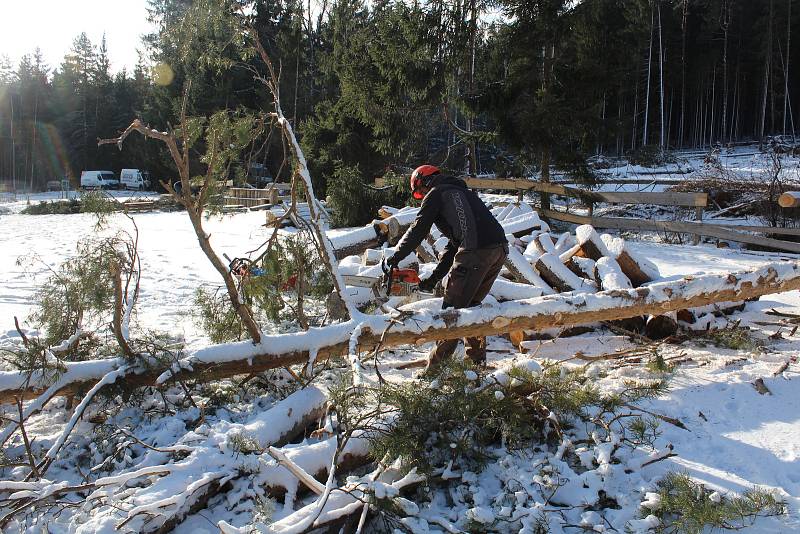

{"left": 466, "top": 336, "right": 487, "bottom": 367}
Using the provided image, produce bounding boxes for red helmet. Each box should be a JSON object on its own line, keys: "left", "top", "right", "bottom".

{"left": 409, "top": 165, "right": 440, "bottom": 200}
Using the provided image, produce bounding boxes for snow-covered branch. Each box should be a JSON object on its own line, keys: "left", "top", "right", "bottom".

{"left": 1, "top": 261, "right": 799, "bottom": 404}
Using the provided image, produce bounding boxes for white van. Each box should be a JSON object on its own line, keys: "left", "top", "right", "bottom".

{"left": 120, "top": 169, "right": 151, "bottom": 190}
{"left": 80, "top": 170, "right": 118, "bottom": 189}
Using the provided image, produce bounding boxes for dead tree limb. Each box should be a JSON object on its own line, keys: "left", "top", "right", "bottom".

{"left": 110, "top": 262, "right": 136, "bottom": 360}
{"left": 248, "top": 28, "right": 358, "bottom": 321}
{"left": 99, "top": 118, "right": 263, "bottom": 344}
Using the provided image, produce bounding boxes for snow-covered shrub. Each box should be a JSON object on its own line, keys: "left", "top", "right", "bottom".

{"left": 228, "top": 432, "right": 264, "bottom": 455}
{"left": 366, "top": 360, "right": 544, "bottom": 473}
{"left": 339, "top": 360, "right": 670, "bottom": 476}
{"left": 646, "top": 352, "right": 676, "bottom": 374}
{"left": 19, "top": 191, "right": 116, "bottom": 217}
{"left": 20, "top": 198, "right": 82, "bottom": 215}
{"left": 31, "top": 236, "right": 127, "bottom": 347}
{"left": 1, "top": 232, "right": 141, "bottom": 379}
{"left": 648, "top": 472, "right": 785, "bottom": 534}
{"left": 627, "top": 145, "right": 676, "bottom": 167}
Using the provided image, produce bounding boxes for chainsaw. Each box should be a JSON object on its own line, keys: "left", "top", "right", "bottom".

{"left": 342, "top": 260, "right": 434, "bottom": 301}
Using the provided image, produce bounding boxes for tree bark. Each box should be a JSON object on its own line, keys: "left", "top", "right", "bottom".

{"left": 721, "top": 0, "right": 732, "bottom": 143}
{"left": 785, "top": 0, "right": 793, "bottom": 138}
{"left": 761, "top": 0, "right": 775, "bottom": 145}
{"left": 658, "top": 1, "right": 665, "bottom": 150}
{"left": 644, "top": 1, "right": 654, "bottom": 146}
{"left": 679, "top": 0, "right": 688, "bottom": 147}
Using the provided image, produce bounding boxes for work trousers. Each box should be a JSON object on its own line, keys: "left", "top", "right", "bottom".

{"left": 428, "top": 244, "right": 508, "bottom": 369}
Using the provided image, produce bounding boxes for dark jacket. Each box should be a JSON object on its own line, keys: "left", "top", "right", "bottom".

{"left": 392, "top": 175, "right": 507, "bottom": 282}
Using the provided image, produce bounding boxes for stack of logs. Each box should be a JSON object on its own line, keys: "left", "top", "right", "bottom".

{"left": 333, "top": 201, "right": 747, "bottom": 344}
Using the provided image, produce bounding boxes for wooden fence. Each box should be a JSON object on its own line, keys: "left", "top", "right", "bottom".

{"left": 376, "top": 177, "right": 705, "bottom": 208}
{"left": 375, "top": 176, "right": 800, "bottom": 254}
{"left": 224, "top": 183, "right": 293, "bottom": 209}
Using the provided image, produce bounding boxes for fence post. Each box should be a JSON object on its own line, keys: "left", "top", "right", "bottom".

{"left": 693, "top": 206, "right": 703, "bottom": 245}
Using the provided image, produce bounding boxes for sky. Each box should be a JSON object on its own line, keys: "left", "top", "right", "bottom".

{"left": 0, "top": 0, "right": 154, "bottom": 75}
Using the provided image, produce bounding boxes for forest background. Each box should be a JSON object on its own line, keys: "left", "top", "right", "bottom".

{"left": 0, "top": 0, "right": 797, "bottom": 225}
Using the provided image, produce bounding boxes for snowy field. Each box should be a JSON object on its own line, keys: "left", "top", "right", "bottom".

{"left": 2, "top": 151, "right": 800, "bottom": 532}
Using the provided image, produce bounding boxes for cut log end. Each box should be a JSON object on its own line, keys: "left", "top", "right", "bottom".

{"left": 778, "top": 192, "right": 800, "bottom": 208}
{"left": 645, "top": 314, "right": 679, "bottom": 340}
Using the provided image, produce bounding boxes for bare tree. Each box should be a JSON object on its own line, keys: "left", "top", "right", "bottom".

{"left": 245, "top": 27, "right": 359, "bottom": 321}
{"left": 784, "top": 0, "right": 795, "bottom": 140}
{"left": 643, "top": 1, "right": 654, "bottom": 147}
{"left": 679, "top": 0, "right": 688, "bottom": 146}
{"left": 721, "top": 0, "right": 733, "bottom": 143}
{"left": 761, "top": 0, "right": 775, "bottom": 146}
{"left": 99, "top": 106, "right": 264, "bottom": 343}
{"left": 658, "top": 0, "right": 665, "bottom": 151}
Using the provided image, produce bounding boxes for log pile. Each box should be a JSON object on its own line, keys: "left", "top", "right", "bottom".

{"left": 334, "top": 197, "right": 739, "bottom": 345}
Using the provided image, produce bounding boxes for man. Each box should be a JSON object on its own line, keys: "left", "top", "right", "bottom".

{"left": 387, "top": 165, "right": 508, "bottom": 372}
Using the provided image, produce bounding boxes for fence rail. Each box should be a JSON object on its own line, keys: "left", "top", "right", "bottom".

{"left": 375, "top": 177, "right": 707, "bottom": 207}
{"left": 374, "top": 176, "right": 800, "bottom": 254}
{"left": 224, "top": 184, "right": 293, "bottom": 208}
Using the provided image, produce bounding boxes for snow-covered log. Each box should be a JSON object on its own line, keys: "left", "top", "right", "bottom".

{"left": 575, "top": 224, "right": 613, "bottom": 261}
{"left": 225, "top": 466, "right": 425, "bottom": 534}
{"left": 594, "top": 256, "right": 632, "bottom": 291}
{"left": 594, "top": 257, "right": 645, "bottom": 332}
{"left": 601, "top": 235, "right": 660, "bottom": 287}
{"left": 531, "top": 232, "right": 557, "bottom": 255}
{"left": 600, "top": 235, "right": 674, "bottom": 332}
{"left": 501, "top": 212, "right": 548, "bottom": 237}
{"left": 559, "top": 243, "right": 582, "bottom": 263}
{"left": 330, "top": 225, "right": 383, "bottom": 260}
{"left": 2, "top": 262, "right": 800, "bottom": 403}
{"left": 0, "top": 386, "right": 331, "bottom": 532}
{"left": 534, "top": 253, "right": 595, "bottom": 293}
{"left": 504, "top": 246, "right": 555, "bottom": 293}
{"left": 490, "top": 278, "right": 545, "bottom": 302}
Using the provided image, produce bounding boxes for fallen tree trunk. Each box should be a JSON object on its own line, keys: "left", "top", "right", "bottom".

{"left": 2, "top": 262, "right": 800, "bottom": 404}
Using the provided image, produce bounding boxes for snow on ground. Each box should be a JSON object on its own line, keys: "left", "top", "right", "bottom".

{"left": 0, "top": 199, "right": 275, "bottom": 350}
{"left": 579, "top": 144, "right": 800, "bottom": 192}
{"left": 2, "top": 205, "right": 800, "bottom": 531}
{"left": 3, "top": 149, "right": 800, "bottom": 531}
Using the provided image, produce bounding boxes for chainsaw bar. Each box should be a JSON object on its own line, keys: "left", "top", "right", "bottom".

{"left": 341, "top": 275, "right": 381, "bottom": 289}
{"left": 342, "top": 271, "right": 426, "bottom": 299}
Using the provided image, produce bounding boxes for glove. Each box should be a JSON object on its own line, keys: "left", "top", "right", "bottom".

{"left": 385, "top": 255, "right": 399, "bottom": 271}
{"left": 418, "top": 277, "right": 437, "bottom": 292}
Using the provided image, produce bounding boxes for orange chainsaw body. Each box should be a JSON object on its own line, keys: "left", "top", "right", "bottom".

{"left": 386, "top": 268, "right": 420, "bottom": 296}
